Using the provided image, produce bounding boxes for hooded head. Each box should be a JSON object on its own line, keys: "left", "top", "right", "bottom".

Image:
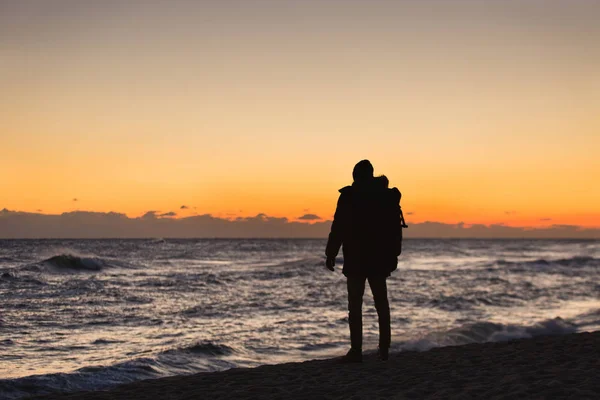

{"left": 352, "top": 160, "right": 374, "bottom": 183}
{"left": 376, "top": 175, "right": 389, "bottom": 188}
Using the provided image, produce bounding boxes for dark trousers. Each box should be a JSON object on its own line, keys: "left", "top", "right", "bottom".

{"left": 347, "top": 275, "right": 391, "bottom": 351}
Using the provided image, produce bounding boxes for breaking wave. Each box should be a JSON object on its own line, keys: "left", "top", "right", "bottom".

{"left": 0, "top": 341, "right": 236, "bottom": 399}
{"left": 396, "top": 316, "right": 581, "bottom": 352}
{"left": 21, "top": 254, "right": 139, "bottom": 273}
{"left": 44, "top": 254, "right": 108, "bottom": 271}
{"left": 165, "top": 341, "right": 234, "bottom": 356}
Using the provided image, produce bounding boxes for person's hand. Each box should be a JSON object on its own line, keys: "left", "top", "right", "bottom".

{"left": 325, "top": 256, "right": 335, "bottom": 271}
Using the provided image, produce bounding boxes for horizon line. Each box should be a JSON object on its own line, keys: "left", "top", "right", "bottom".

{"left": 0, "top": 237, "right": 598, "bottom": 241}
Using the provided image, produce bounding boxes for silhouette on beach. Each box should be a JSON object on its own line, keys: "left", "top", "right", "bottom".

{"left": 325, "top": 160, "right": 405, "bottom": 362}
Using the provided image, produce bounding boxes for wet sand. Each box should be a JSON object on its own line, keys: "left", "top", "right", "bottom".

{"left": 34, "top": 331, "right": 600, "bottom": 399}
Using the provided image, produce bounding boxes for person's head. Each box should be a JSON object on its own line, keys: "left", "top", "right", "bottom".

{"left": 376, "top": 175, "right": 389, "bottom": 188}
{"left": 352, "top": 160, "right": 374, "bottom": 183}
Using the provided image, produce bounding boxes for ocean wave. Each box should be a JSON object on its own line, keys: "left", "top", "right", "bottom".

{"left": 495, "top": 256, "right": 600, "bottom": 270}
{"left": 165, "top": 341, "right": 234, "bottom": 356}
{"left": 0, "top": 340, "right": 236, "bottom": 400}
{"left": 420, "top": 289, "right": 535, "bottom": 311}
{"left": 44, "top": 254, "right": 109, "bottom": 271}
{"left": 0, "top": 271, "right": 45, "bottom": 286}
{"left": 22, "top": 254, "right": 139, "bottom": 274}
{"left": 92, "top": 339, "right": 126, "bottom": 345}
{"left": 396, "top": 317, "right": 578, "bottom": 352}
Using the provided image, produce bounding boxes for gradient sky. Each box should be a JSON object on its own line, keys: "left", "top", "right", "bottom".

{"left": 1, "top": 0, "right": 599, "bottom": 228}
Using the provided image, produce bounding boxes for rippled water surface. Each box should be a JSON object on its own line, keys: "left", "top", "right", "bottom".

{"left": 1, "top": 239, "right": 599, "bottom": 398}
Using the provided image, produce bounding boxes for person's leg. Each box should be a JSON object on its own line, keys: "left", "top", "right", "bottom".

{"left": 368, "top": 276, "right": 391, "bottom": 353}
{"left": 346, "top": 275, "right": 367, "bottom": 351}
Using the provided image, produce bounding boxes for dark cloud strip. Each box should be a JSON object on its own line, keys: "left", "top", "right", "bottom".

{"left": 0, "top": 209, "right": 598, "bottom": 239}
{"left": 297, "top": 214, "right": 321, "bottom": 221}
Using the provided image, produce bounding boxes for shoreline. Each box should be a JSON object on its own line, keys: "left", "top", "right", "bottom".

{"left": 32, "top": 331, "right": 600, "bottom": 399}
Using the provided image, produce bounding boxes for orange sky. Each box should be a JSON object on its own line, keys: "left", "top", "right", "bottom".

{"left": 1, "top": 1, "right": 599, "bottom": 228}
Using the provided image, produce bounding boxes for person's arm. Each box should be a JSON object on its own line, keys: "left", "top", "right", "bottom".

{"left": 325, "top": 193, "right": 347, "bottom": 270}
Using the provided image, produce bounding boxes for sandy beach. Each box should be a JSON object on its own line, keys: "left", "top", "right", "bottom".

{"left": 31, "top": 331, "right": 599, "bottom": 400}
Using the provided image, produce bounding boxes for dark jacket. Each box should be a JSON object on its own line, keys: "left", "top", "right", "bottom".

{"left": 325, "top": 179, "right": 402, "bottom": 277}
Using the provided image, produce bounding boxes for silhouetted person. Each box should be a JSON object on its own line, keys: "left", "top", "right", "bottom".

{"left": 326, "top": 160, "right": 402, "bottom": 362}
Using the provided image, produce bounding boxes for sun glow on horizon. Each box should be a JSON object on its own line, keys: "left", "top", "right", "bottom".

{"left": 1, "top": 1, "right": 599, "bottom": 233}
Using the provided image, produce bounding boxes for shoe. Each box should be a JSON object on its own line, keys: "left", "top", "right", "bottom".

{"left": 378, "top": 347, "right": 389, "bottom": 361}
{"left": 341, "top": 348, "right": 363, "bottom": 363}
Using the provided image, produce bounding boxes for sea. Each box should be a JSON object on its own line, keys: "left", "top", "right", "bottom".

{"left": 1, "top": 239, "right": 599, "bottom": 399}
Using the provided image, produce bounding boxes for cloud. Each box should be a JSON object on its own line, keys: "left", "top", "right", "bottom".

{"left": 0, "top": 209, "right": 599, "bottom": 239}
{"left": 504, "top": 210, "right": 517, "bottom": 215}
{"left": 180, "top": 205, "right": 189, "bottom": 210}
{"left": 540, "top": 218, "right": 552, "bottom": 221}
{"left": 298, "top": 214, "right": 321, "bottom": 221}
{"left": 73, "top": 198, "right": 79, "bottom": 202}
{"left": 404, "top": 221, "right": 600, "bottom": 239}
{"left": 141, "top": 211, "right": 176, "bottom": 218}
{"left": 141, "top": 211, "right": 158, "bottom": 219}
{"left": 241, "top": 213, "right": 289, "bottom": 223}
{"left": 406, "top": 212, "right": 415, "bottom": 215}
{"left": 548, "top": 224, "right": 579, "bottom": 230}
